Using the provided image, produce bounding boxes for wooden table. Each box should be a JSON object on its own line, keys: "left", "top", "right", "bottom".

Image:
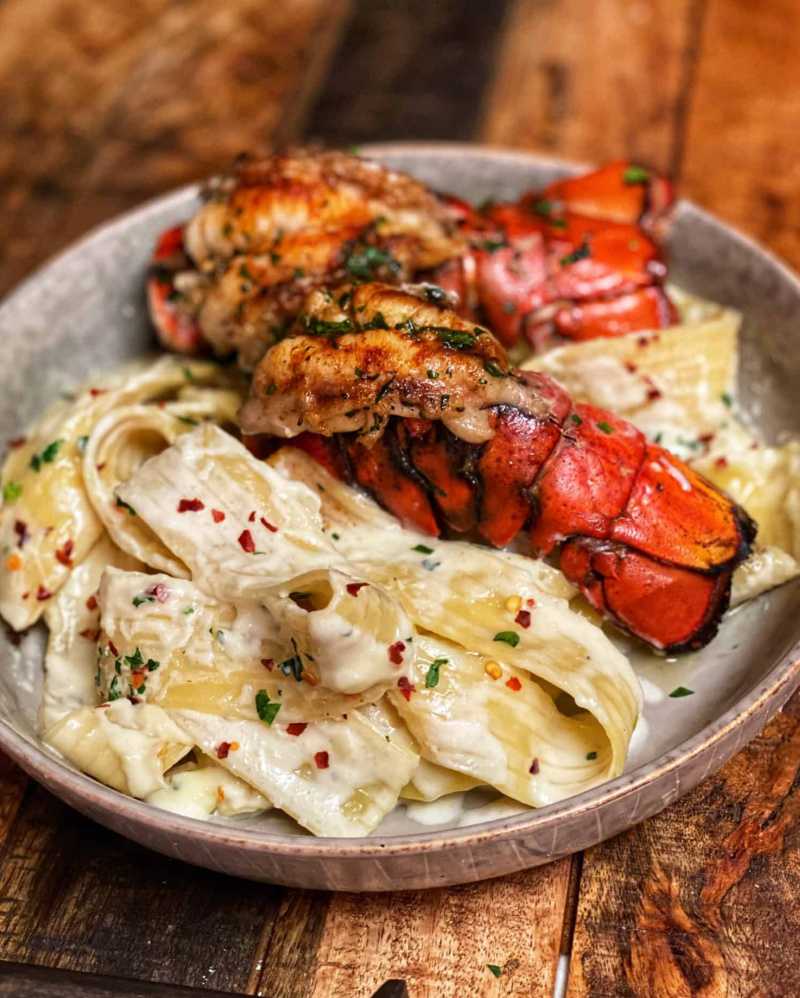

{"left": 2, "top": 1, "right": 800, "bottom": 994}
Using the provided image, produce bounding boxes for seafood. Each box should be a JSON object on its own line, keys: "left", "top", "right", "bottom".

{"left": 148, "top": 153, "right": 679, "bottom": 370}
{"left": 432, "top": 161, "right": 679, "bottom": 350}
{"left": 147, "top": 150, "right": 464, "bottom": 368}
{"left": 240, "top": 282, "right": 755, "bottom": 653}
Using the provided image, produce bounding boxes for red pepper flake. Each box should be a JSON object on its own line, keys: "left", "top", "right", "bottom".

{"left": 96, "top": 463, "right": 106, "bottom": 473}
{"left": 388, "top": 640, "right": 406, "bottom": 665}
{"left": 21, "top": 591, "right": 29, "bottom": 600}
{"left": 715, "top": 456, "right": 729, "bottom": 469}
{"left": 211, "top": 509, "right": 225, "bottom": 523}
{"left": 79, "top": 628, "right": 101, "bottom": 641}
{"left": 526, "top": 597, "right": 536, "bottom": 607}
{"left": 397, "top": 676, "right": 416, "bottom": 701}
{"left": 514, "top": 609, "right": 531, "bottom": 629}
{"left": 506, "top": 676, "right": 522, "bottom": 691}
{"left": 157, "top": 400, "right": 167, "bottom": 409}
{"left": 36, "top": 585, "right": 52, "bottom": 601}
{"left": 248, "top": 510, "right": 256, "bottom": 522}
{"left": 86, "top": 595, "right": 98, "bottom": 611}
{"left": 55, "top": 539, "right": 74, "bottom": 567}
{"left": 177, "top": 498, "right": 205, "bottom": 513}
{"left": 89, "top": 388, "right": 107, "bottom": 397}
{"left": 261, "top": 658, "right": 274, "bottom": 671}
{"left": 95, "top": 703, "right": 110, "bottom": 710}
{"left": 314, "top": 751, "right": 330, "bottom": 770}
{"left": 238, "top": 529, "right": 256, "bottom": 553}
{"left": 624, "top": 361, "right": 638, "bottom": 373}
{"left": 127, "top": 696, "right": 141, "bottom": 705}
{"left": 286, "top": 722, "right": 308, "bottom": 736}
{"left": 215, "top": 741, "right": 232, "bottom": 759}
{"left": 108, "top": 640, "right": 119, "bottom": 658}
{"left": 14, "top": 520, "right": 30, "bottom": 548}
{"left": 646, "top": 387, "right": 662, "bottom": 401}
{"left": 698, "top": 433, "right": 715, "bottom": 445}
{"left": 8, "top": 437, "right": 26, "bottom": 449}
{"left": 529, "top": 757, "right": 540, "bottom": 775}
{"left": 145, "top": 582, "right": 171, "bottom": 603}
{"left": 346, "top": 582, "right": 368, "bottom": 597}
{"left": 260, "top": 517, "right": 278, "bottom": 533}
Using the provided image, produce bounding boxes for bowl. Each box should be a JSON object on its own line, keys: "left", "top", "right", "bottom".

{"left": 1, "top": 143, "right": 799, "bottom": 891}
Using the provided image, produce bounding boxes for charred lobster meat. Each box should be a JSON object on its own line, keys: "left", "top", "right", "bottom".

{"left": 239, "top": 282, "right": 755, "bottom": 654}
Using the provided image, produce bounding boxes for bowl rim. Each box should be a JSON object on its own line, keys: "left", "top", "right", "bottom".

{"left": 2, "top": 139, "right": 800, "bottom": 859}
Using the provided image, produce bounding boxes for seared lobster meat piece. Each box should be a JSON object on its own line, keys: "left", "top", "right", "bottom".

{"left": 434, "top": 160, "right": 679, "bottom": 349}
{"left": 240, "top": 282, "right": 755, "bottom": 653}
{"left": 147, "top": 149, "right": 464, "bottom": 368}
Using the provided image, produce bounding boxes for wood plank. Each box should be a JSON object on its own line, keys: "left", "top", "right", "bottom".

{"left": 679, "top": 0, "right": 800, "bottom": 270}
{"left": 0, "top": 783, "right": 282, "bottom": 991}
{"left": 479, "top": 0, "right": 703, "bottom": 173}
{"left": 0, "top": 0, "right": 348, "bottom": 296}
{"left": 305, "top": 0, "right": 511, "bottom": 146}
{"left": 566, "top": 692, "right": 800, "bottom": 997}
{"left": 253, "top": 862, "right": 573, "bottom": 998}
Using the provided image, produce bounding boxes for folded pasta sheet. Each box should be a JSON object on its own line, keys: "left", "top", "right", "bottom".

{"left": 146, "top": 756, "right": 271, "bottom": 820}
{"left": 44, "top": 698, "right": 193, "bottom": 798}
{"left": 40, "top": 535, "right": 142, "bottom": 731}
{"left": 97, "top": 568, "right": 387, "bottom": 720}
{"left": 168, "top": 709, "right": 418, "bottom": 837}
{"left": 270, "top": 448, "right": 642, "bottom": 792}
{"left": 116, "top": 424, "right": 346, "bottom": 599}
{"left": 0, "top": 357, "right": 237, "bottom": 630}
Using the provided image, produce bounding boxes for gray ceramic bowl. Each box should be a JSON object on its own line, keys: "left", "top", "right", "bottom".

{"left": 1, "top": 143, "right": 799, "bottom": 891}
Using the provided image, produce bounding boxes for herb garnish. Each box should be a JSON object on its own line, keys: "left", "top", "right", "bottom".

{"left": 3, "top": 482, "right": 22, "bottom": 503}
{"left": 597, "top": 421, "right": 613, "bottom": 434}
{"left": 560, "top": 241, "right": 591, "bottom": 267}
{"left": 623, "top": 165, "right": 649, "bottom": 184}
{"left": 115, "top": 497, "right": 137, "bottom": 516}
{"left": 669, "top": 686, "right": 694, "bottom": 698}
{"left": 424, "top": 658, "right": 448, "bottom": 688}
{"left": 255, "top": 689, "right": 281, "bottom": 725}
{"left": 412, "top": 544, "right": 434, "bottom": 555}
{"left": 483, "top": 362, "right": 506, "bottom": 378}
{"left": 493, "top": 631, "right": 520, "bottom": 648}
{"left": 29, "top": 439, "right": 64, "bottom": 472}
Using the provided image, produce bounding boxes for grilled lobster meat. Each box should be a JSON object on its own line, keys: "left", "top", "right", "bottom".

{"left": 147, "top": 149, "right": 464, "bottom": 368}
{"left": 240, "top": 282, "right": 755, "bottom": 653}
{"left": 148, "top": 152, "right": 680, "bottom": 367}
{"left": 432, "top": 161, "right": 679, "bottom": 350}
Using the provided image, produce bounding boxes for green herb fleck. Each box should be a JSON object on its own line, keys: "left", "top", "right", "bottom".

{"left": 624, "top": 165, "right": 649, "bottom": 185}
{"left": 182, "top": 367, "right": 194, "bottom": 381}
{"left": 487, "top": 965, "right": 502, "bottom": 979}
{"left": 560, "top": 241, "right": 591, "bottom": 267}
{"left": 424, "top": 658, "right": 448, "bottom": 688}
{"left": 108, "top": 675, "right": 122, "bottom": 701}
{"left": 279, "top": 655, "right": 304, "bottom": 682}
{"left": 597, "top": 421, "right": 614, "bottom": 434}
{"left": 436, "top": 328, "right": 477, "bottom": 350}
{"left": 255, "top": 689, "right": 281, "bottom": 725}
{"left": 124, "top": 647, "right": 144, "bottom": 669}
{"left": 115, "top": 497, "right": 137, "bottom": 516}
{"left": 427, "top": 369, "right": 439, "bottom": 380}
{"left": 501, "top": 302, "right": 516, "bottom": 314}
{"left": 586, "top": 751, "right": 598, "bottom": 760}
{"left": 721, "top": 392, "right": 733, "bottom": 407}
{"left": 413, "top": 544, "right": 434, "bottom": 555}
{"left": 483, "top": 362, "right": 506, "bottom": 379}
{"left": 375, "top": 377, "right": 395, "bottom": 402}
{"left": 183, "top": 607, "right": 195, "bottom": 615}
{"left": 332, "top": 532, "right": 340, "bottom": 540}
{"left": 669, "top": 686, "right": 694, "bottom": 698}
{"left": 132, "top": 594, "right": 155, "bottom": 608}
{"left": 3, "top": 482, "right": 22, "bottom": 503}
{"left": 239, "top": 263, "right": 254, "bottom": 282}
{"left": 288, "top": 591, "right": 312, "bottom": 601}
{"left": 29, "top": 439, "right": 64, "bottom": 472}
{"left": 653, "top": 432, "right": 664, "bottom": 444}
{"left": 493, "top": 631, "right": 520, "bottom": 648}
{"left": 571, "top": 414, "right": 583, "bottom": 426}
{"left": 77, "top": 435, "right": 89, "bottom": 453}
{"left": 480, "top": 239, "right": 506, "bottom": 254}
{"left": 177, "top": 415, "right": 199, "bottom": 425}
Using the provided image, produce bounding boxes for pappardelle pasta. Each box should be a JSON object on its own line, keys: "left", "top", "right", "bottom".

{"left": 1, "top": 284, "right": 797, "bottom": 837}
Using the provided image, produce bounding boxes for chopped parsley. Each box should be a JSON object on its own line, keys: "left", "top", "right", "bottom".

{"left": 623, "top": 165, "right": 650, "bottom": 184}
{"left": 238, "top": 263, "right": 254, "bottom": 282}
{"left": 427, "top": 369, "right": 439, "bottom": 380}
{"left": 255, "top": 689, "right": 281, "bottom": 725}
{"left": 375, "top": 377, "right": 395, "bottom": 402}
{"left": 493, "top": 631, "right": 520, "bottom": 648}
{"left": 597, "top": 421, "right": 614, "bottom": 434}
{"left": 29, "top": 439, "right": 64, "bottom": 472}
{"left": 279, "top": 655, "right": 304, "bottom": 682}
{"left": 571, "top": 414, "right": 583, "bottom": 426}
{"left": 424, "top": 658, "right": 448, "bottom": 688}
{"left": 108, "top": 675, "right": 122, "bottom": 701}
{"left": 76, "top": 435, "right": 89, "bottom": 453}
{"left": 363, "top": 310, "right": 389, "bottom": 330}
{"left": 132, "top": 594, "right": 155, "bottom": 607}
{"left": 483, "top": 362, "right": 506, "bottom": 378}
{"left": 436, "top": 328, "right": 476, "bottom": 350}
{"left": 182, "top": 367, "right": 194, "bottom": 380}
{"left": 115, "top": 497, "right": 137, "bottom": 516}
{"left": 480, "top": 239, "right": 507, "bottom": 254}
{"left": 302, "top": 315, "right": 355, "bottom": 338}
{"left": 182, "top": 607, "right": 195, "bottom": 615}
{"left": 177, "top": 415, "right": 199, "bottom": 426}
{"left": 669, "top": 686, "right": 694, "bottom": 698}
{"left": 560, "top": 241, "right": 591, "bottom": 267}
{"left": 721, "top": 392, "right": 733, "bottom": 407}
{"left": 487, "top": 965, "right": 502, "bottom": 979}
{"left": 586, "top": 751, "right": 598, "bottom": 760}
{"left": 3, "top": 482, "right": 22, "bottom": 503}
{"left": 343, "top": 239, "right": 400, "bottom": 281}
{"left": 412, "top": 544, "right": 434, "bottom": 555}
{"left": 124, "top": 647, "right": 144, "bottom": 669}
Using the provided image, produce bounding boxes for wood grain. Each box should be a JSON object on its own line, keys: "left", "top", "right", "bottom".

{"left": 305, "top": 0, "right": 511, "bottom": 147}
{"left": 253, "top": 862, "right": 572, "bottom": 998}
{"left": 480, "top": 0, "right": 704, "bottom": 174}
{"left": 566, "top": 694, "right": 800, "bottom": 997}
{"left": 0, "top": 0, "right": 349, "bottom": 297}
{"left": 0, "top": 784, "right": 281, "bottom": 991}
{"left": 679, "top": 0, "right": 800, "bottom": 269}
